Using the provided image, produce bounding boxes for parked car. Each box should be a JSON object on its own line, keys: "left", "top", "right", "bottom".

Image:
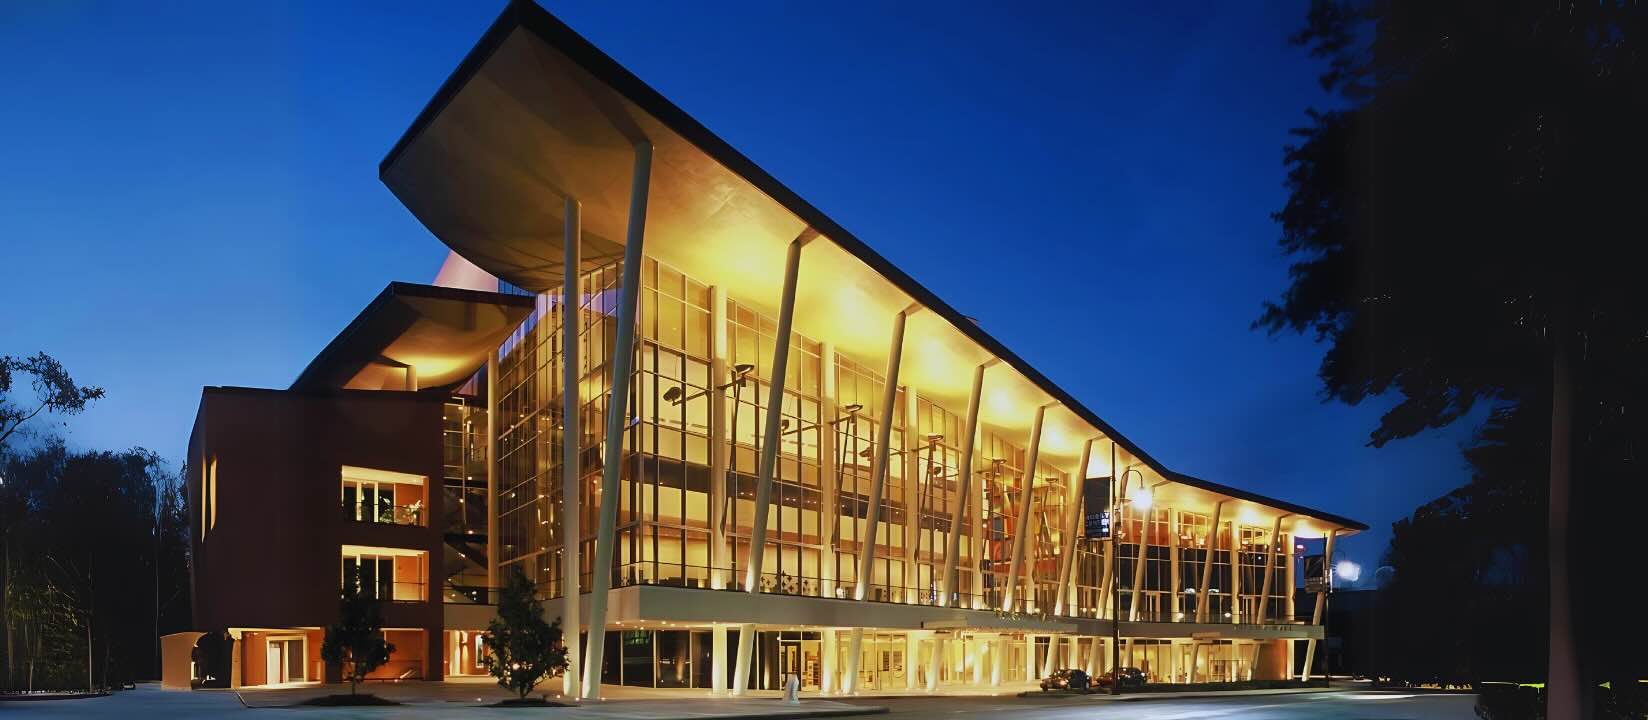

{"left": 1040, "top": 668, "right": 1091, "bottom": 691}
{"left": 1093, "top": 667, "right": 1147, "bottom": 688}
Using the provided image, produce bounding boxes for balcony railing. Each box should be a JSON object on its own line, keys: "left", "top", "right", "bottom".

{"left": 342, "top": 501, "right": 425, "bottom": 527}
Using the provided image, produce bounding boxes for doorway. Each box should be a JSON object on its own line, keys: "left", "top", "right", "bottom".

{"left": 265, "top": 636, "right": 305, "bottom": 684}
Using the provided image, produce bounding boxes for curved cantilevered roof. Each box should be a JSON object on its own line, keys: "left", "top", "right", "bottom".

{"left": 378, "top": 0, "right": 1367, "bottom": 534}
{"left": 291, "top": 282, "right": 535, "bottom": 393}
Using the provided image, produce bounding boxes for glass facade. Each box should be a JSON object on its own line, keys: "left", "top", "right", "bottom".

{"left": 479, "top": 254, "right": 1320, "bottom": 689}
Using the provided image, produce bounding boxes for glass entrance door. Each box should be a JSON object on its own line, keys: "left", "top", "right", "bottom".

{"left": 265, "top": 638, "right": 304, "bottom": 684}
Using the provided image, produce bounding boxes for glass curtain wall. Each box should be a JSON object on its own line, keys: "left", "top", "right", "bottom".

{"left": 443, "top": 396, "right": 489, "bottom": 602}
{"left": 493, "top": 253, "right": 1291, "bottom": 629}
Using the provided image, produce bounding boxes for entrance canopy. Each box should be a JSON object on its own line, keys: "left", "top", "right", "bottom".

{"left": 379, "top": 0, "right": 1366, "bottom": 534}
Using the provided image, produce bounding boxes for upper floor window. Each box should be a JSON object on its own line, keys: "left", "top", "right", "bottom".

{"left": 341, "top": 466, "right": 426, "bottom": 526}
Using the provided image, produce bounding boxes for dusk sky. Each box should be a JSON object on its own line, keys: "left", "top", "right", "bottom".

{"left": 1, "top": 1, "right": 1481, "bottom": 575}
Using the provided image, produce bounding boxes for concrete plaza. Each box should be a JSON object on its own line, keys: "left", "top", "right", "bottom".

{"left": 6, "top": 681, "right": 1475, "bottom": 719}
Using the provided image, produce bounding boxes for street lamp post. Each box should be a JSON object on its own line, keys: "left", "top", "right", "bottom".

{"left": 1111, "top": 465, "right": 1143, "bottom": 695}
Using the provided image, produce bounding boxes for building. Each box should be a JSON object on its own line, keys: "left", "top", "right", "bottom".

{"left": 168, "top": 0, "right": 1366, "bottom": 694}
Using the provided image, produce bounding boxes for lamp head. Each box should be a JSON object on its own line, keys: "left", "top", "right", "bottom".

{"left": 733, "top": 363, "right": 755, "bottom": 376}
{"left": 662, "top": 386, "right": 683, "bottom": 404}
{"left": 843, "top": 403, "right": 863, "bottom": 414}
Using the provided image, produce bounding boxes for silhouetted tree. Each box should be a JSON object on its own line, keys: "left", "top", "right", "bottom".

{"left": 1259, "top": 2, "right": 1648, "bottom": 714}
{"left": 321, "top": 567, "right": 394, "bottom": 695}
{"left": 0, "top": 352, "right": 104, "bottom": 451}
{"left": 481, "top": 568, "right": 567, "bottom": 700}
{"left": 1, "top": 442, "right": 178, "bottom": 690}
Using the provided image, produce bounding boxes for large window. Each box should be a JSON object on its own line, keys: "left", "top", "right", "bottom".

{"left": 341, "top": 546, "right": 427, "bottom": 602}
{"left": 341, "top": 466, "right": 426, "bottom": 526}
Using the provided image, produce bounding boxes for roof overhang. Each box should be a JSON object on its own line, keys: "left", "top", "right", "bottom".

{"left": 290, "top": 282, "right": 534, "bottom": 393}
{"left": 378, "top": 0, "right": 1367, "bottom": 534}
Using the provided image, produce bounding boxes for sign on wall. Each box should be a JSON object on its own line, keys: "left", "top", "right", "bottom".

{"left": 1082, "top": 477, "right": 1111, "bottom": 539}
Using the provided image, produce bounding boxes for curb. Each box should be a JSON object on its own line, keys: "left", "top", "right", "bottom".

{"left": 708, "top": 706, "right": 890, "bottom": 720}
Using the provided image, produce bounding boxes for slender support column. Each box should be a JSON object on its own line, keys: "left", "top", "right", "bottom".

{"left": 845, "top": 628, "right": 864, "bottom": 693}
{"left": 1194, "top": 501, "right": 1226, "bottom": 624}
{"left": 1027, "top": 635, "right": 1040, "bottom": 682}
{"left": 855, "top": 307, "right": 911, "bottom": 601}
{"left": 1300, "top": 529, "right": 1338, "bottom": 681}
{"left": 821, "top": 628, "right": 838, "bottom": 694}
{"left": 1002, "top": 404, "right": 1047, "bottom": 611}
{"left": 927, "top": 635, "right": 942, "bottom": 691}
{"left": 733, "top": 232, "right": 811, "bottom": 695}
{"left": 1169, "top": 510, "right": 1182, "bottom": 620}
{"left": 485, "top": 351, "right": 499, "bottom": 591}
{"left": 1231, "top": 516, "right": 1242, "bottom": 624}
{"left": 819, "top": 343, "right": 838, "bottom": 598}
{"left": 1256, "top": 515, "right": 1287, "bottom": 622}
{"left": 561, "top": 197, "right": 583, "bottom": 696}
{"left": 1085, "top": 636, "right": 1099, "bottom": 676}
{"left": 906, "top": 633, "right": 920, "bottom": 689}
{"left": 582, "top": 141, "right": 653, "bottom": 700}
{"left": 940, "top": 363, "right": 986, "bottom": 608}
{"left": 709, "top": 286, "right": 730, "bottom": 589}
{"left": 712, "top": 625, "right": 728, "bottom": 693}
{"left": 962, "top": 632, "right": 975, "bottom": 685}
{"left": 903, "top": 388, "right": 920, "bottom": 603}
{"left": 1054, "top": 438, "right": 1095, "bottom": 616}
{"left": 1127, "top": 479, "right": 1153, "bottom": 621}
{"left": 1040, "top": 632, "right": 1058, "bottom": 679}
{"left": 1285, "top": 535, "right": 1297, "bottom": 613}
{"left": 1285, "top": 536, "right": 1297, "bottom": 676}
{"left": 988, "top": 636, "right": 1002, "bottom": 687}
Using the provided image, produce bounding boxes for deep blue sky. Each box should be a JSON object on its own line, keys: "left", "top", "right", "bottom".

{"left": 1, "top": 1, "right": 1479, "bottom": 575}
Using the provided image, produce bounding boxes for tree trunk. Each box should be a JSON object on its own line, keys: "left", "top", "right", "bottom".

{"left": 2, "top": 537, "right": 11, "bottom": 689}
{"left": 1546, "top": 331, "right": 1582, "bottom": 718}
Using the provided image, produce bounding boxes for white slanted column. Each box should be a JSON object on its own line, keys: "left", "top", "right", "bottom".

{"left": 970, "top": 634, "right": 986, "bottom": 685}
{"left": 485, "top": 349, "right": 499, "bottom": 590}
{"left": 939, "top": 362, "right": 987, "bottom": 608}
{"left": 1127, "top": 480, "right": 1154, "bottom": 622}
{"left": 1002, "top": 404, "right": 1047, "bottom": 612}
{"left": 1169, "top": 510, "right": 1182, "bottom": 621}
{"left": 712, "top": 624, "right": 729, "bottom": 693}
{"left": 845, "top": 627, "right": 865, "bottom": 693}
{"left": 732, "top": 231, "right": 813, "bottom": 695}
{"left": 1026, "top": 635, "right": 1040, "bottom": 683}
{"left": 561, "top": 196, "right": 583, "bottom": 696}
{"left": 927, "top": 634, "right": 942, "bottom": 691}
{"left": 819, "top": 343, "right": 839, "bottom": 599}
{"left": 989, "top": 636, "right": 1003, "bottom": 686}
{"left": 1054, "top": 438, "right": 1095, "bottom": 616}
{"left": 582, "top": 141, "right": 653, "bottom": 700}
{"left": 1256, "top": 514, "right": 1288, "bottom": 623}
{"left": 709, "top": 286, "right": 730, "bottom": 589}
{"left": 1194, "top": 501, "right": 1226, "bottom": 624}
{"left": 1231, "top": 513, "right": 1242, "bottom": 624}
{"left": 1300, "top": 528, "right": 1338, "bottom": 681}
{"left": 903, "top": 388, "right": 921, "bottom": 603}
{"left": 821, "top": 628, "right": 838, "bottom": 694}
{"left": 855, "top": 306, "right": 912, "bottom": 600}
{"left": 906, "top": 633, "right": 920, "bottom": 689}
{"left": 1040, "top": 631, "right": 1059, "bottom": 679}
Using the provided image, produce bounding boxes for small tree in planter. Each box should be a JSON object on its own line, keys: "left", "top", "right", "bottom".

{"left": 481, "top": 568, "right": 568, "bottom": 701}
{"left": 321, "top": 567, "right": 396, "bottom": 696}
